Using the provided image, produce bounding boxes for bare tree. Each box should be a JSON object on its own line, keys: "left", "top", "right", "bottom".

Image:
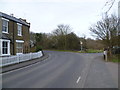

{"left": 30, "top": 31, "right": 36, "bottom": 47}
{"left": 53, "top": 24, "right": 72, "bottom": 50}
{"left": 53, "top": 24, "right": 72, "bottom": 36}
{"left": 103, "top": 0, "right": 116, "bottom": 13}
{"left": 90, "top": 14, "right": 119, "bottom": 48}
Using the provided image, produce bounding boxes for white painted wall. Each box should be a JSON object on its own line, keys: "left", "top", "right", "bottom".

{"left": 0, "top": 51, "right": 43, "bottom": 67}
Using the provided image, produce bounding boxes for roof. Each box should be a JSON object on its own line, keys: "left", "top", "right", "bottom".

{"left": 0, "top": 12, "right": 30, "bottom": 26}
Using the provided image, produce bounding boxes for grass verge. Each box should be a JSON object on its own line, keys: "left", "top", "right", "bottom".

{"left": 110, "top": 54, "right": 120, "bottom": 63}
{"left": 44, "top": 49, "right": 78, "bottom": 53}
{"left": 78, "top": 49, "right": 103, "bottom": 53}
{"left": 45, "top": 49, "right": 103, "bottom": 53}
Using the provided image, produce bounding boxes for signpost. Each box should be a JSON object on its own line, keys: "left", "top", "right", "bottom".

{"left": 80, "top": 41, "right": 83, "bottom": 51}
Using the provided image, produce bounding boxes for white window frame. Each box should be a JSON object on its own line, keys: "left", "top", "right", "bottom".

{"left": 17, "top": 23, "right": 22, "bottom": 36}
{"left": 16, "top": 40, "right": 24, "bottom": 55}
{"left": 2, "top": 18, "right": 9, "bottom": 34}
{"left": 0, "top": 39, "right": 10, "bottom": 56}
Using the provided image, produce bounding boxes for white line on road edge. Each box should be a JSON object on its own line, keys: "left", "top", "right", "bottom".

{"left": 76, "top": 76, "right": 81, "bottom": 83}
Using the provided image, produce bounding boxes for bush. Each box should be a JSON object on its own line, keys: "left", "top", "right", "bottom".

{"left": 112, "top": 46, "right": 120, "bottom": 54}
{"left": 30, "top": 46, "right": 36, "bottom": 52}
{"left": 36, "top": 46, "right": 42, "bottom": 52}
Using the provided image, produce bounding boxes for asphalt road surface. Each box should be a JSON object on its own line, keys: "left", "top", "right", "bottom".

{"left": 2, "top": 51, "right": 118, "bottom": 88}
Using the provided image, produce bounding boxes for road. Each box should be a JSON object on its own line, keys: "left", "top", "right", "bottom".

{"left": 2, "top": 51, "right": 118, "bottom": 88}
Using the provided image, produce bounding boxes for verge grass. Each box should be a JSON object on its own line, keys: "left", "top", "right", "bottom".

{"left": 45, "top": 49, "right": 103, "bottom": 53}
{"left": 110, "top": 54, "right": 120, "bottom": 63}
{"left": 78, "top": 49, "right": 103, "bottom": 53}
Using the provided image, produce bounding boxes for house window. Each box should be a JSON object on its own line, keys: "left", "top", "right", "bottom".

{"left": 16, "top": 43, "right": 23, "bottom": 54}
{"left": 2, "top": 18, "right": 9, "bottom": 33}
{"left": 16, "top": 40, "right": 24, "bottom": 54}
{"left": 2, "top": 41, "right": 8, "bottom": 54}
{"left": 17, "top": 23, "right": 22, "bottom": 36}
{"left": 0, "top": 39, "right": 10, "bottom": 56}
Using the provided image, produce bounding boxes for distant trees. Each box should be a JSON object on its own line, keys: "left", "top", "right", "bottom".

{"left": 35, "top": 33, "right": 51, "bottom": 50}
{"left": 53, "top": 24, "right": 72, "bottom": 36}
{"left": 52, "top": 24, "right": 72, "bottom": 50}
{"left": 30, "top": 24, "right": 105, "bottom": 52}
{"left": 30, "top": 32, "right": 36, "bottom": 47}
{"left": 30, "top": 24, "right": 81, "bottom": 51}
{"left": 86, "top": 38, "right": 104, "bottom": 50}
{"left": 66, "top": 32, "right": 80, "bottom": 50}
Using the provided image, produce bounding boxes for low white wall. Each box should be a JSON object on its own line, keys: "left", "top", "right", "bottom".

{"left": 0, "top": 51, "right": 43, "bottom": 67}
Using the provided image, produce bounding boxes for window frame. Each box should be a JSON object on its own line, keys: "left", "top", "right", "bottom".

{"left": 17, "top": 23, "right": 22, "bottom": 36}
{"left": 16, "top": 40, "right": 24, "bottom": 55}
{"left": 0, "top": 39, "right": 10, "bottom": 56}
{"left": 2, "top": 18, "right": 9, "bottom": 34}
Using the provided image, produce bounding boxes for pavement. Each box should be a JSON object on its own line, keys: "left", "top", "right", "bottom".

{"left": 2, "top": 51, "right": 119, "bottom": 88}
{"left": 83, "top": 53, "right": 118, "bottom": 88}
{"left": 106, "top": 62, "right": 118, "bottom": 88}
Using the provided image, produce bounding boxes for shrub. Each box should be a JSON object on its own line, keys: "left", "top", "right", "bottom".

{"left": 36, "top": 45, "right": 42, "bottom": 52}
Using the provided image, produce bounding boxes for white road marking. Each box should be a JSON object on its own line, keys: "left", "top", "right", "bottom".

{"left": 76, "top": 76, "right": 81, "bottom": 83}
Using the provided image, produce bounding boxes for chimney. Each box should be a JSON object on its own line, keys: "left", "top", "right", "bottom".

{"left": 22, "top": 19, "right": 26, "bottom": 22}
{"left": 20, "top": 18, "right": 26, "bottom": 22}
{"left": 10, "top": 13, "right": 14, "bottom": 17}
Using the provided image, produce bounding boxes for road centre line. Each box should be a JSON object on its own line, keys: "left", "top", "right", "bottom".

{"left": 76, "top": 76, "right": 81, "bottom": 83}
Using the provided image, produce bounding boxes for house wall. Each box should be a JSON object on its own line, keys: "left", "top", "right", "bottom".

{"left": 22, "top": 25, "right": 30, "bottom": 53}
{"left": 9, "top": 20, "right": 13, "bottom": 55}
{"left": 9, "top": 20, "right": 16, "bottom": 55}
{"left": 0, "top": 17, "right": 2, "bottom": 56}
{"left": 1, "top": 19, "right": 17, "bottom": 55}
{"left": 0, "top": 11, "right": 30, "bottom": 56}
{"left": 1, "top": 18, "right": 30, "bottom": 56}
{"left": 13, "top": 22, "right": 30, "bottom": 55}
{"left": 0, "top": 17, "right": 2, "bottom": 39}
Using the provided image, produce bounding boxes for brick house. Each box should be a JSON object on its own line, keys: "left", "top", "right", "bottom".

{"left": 0, "top": 12, "right": 30, "bottom": 56}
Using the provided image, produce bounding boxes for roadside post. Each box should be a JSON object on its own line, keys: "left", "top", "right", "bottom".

{"left": 80, "top": 41, "right": 83, "bottom": 51}
{"left": 105, "top": 50, "right": 107, "bottom": 62}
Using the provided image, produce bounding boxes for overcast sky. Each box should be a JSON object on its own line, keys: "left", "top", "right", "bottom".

{"left": 0, "top": 0, "right": 118, "bottom": 38}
